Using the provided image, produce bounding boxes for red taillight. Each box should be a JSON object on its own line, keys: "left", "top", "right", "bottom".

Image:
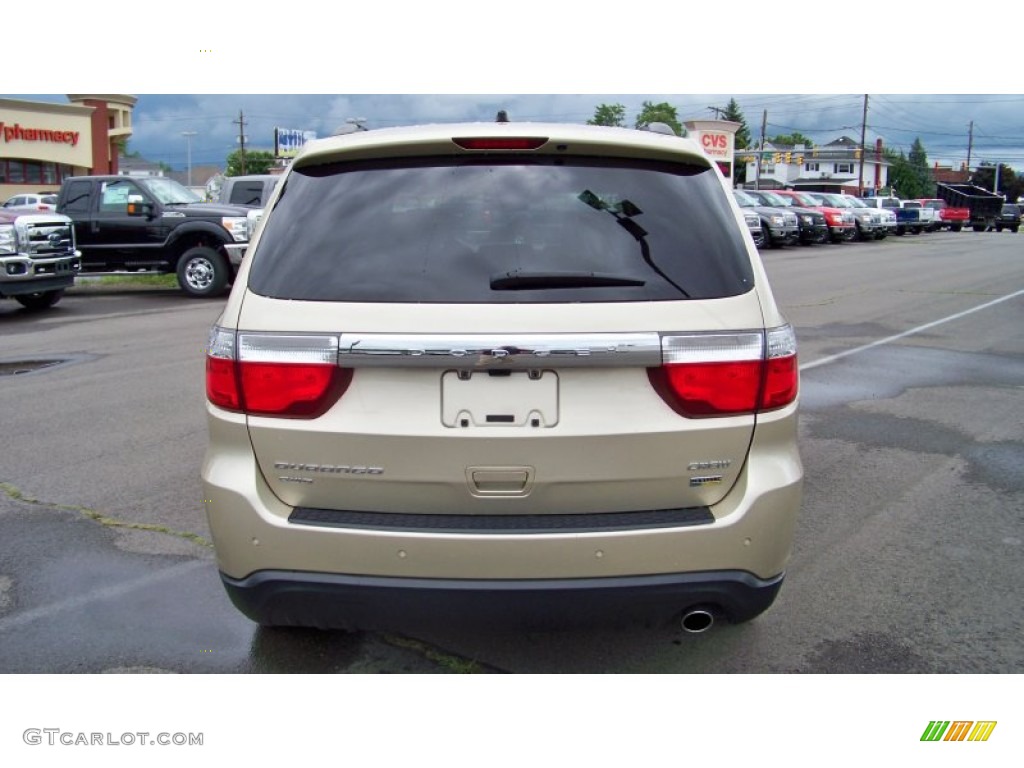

{"left": 239, "top": 361, "right": 350, "bottom": 418}
{"left": 206, "top": 355, "right": 241, "bottom": 410}
{"left": 649, "top": 327, "right": 798, "bottom": 418}
{"left": 657, "top": 360, "right": 762, "bottom": 416}
{"left": 452, "top": 137, "right": 548, "bottom": 150}
{"left": 761, "top": 355, "right": 799, "bottom": 410}
{"left": 205, "top": 329, "right": 351, "bottom": 418}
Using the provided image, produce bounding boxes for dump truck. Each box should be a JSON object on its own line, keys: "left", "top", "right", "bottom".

{"left": 935, "top": 183, "right": 1004, "bottom": 232}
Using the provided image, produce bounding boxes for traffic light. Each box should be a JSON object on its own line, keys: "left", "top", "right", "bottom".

{"left": 772, "top": 152, "right": 781, "bottom": 164}
{"left": 784, "top": 152, "right": 792, "bottom": 164}
{"left": 796, "top": 155, "right": 804, "bottom": 165}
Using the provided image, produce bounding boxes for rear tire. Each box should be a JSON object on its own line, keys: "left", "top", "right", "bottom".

{"left": 176, "top": 246, "right": 230, "bottom": 298}
{"left": 952, "top": 225, "right": 962, "bottom": 232}
{"left": 14, "top": 289, "right": 63, "bottom": 311}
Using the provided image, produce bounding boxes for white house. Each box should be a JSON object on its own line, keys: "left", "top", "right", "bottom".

{"left": 738, "top": 136, "right": 891, "bottom": 194}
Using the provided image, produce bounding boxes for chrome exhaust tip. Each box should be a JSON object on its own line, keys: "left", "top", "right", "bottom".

{"left": 680, "top": 607, "right": 715, "bottom": 634}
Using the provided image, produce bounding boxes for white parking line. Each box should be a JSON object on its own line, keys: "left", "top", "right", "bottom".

{"left": 799, "top": 288, "right": 1024, "bottom": 372}
{"left": 0, "top": 560, "right": 207, "bottom": 634}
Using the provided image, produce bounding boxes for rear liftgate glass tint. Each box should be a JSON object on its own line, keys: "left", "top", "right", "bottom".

{"left": 248, "top": 156, "right": 754, "bottom": 303}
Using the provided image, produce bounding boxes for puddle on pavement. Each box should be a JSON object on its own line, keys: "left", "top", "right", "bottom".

{"left": 0, "top": 359, "right": 68, "bottom": 376}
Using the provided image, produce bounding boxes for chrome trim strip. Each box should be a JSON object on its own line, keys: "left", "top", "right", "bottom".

{"left": 337, "top": 333, "right": 662, "bottom": 369}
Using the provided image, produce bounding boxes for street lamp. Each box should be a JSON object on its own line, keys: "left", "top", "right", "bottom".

{"left": 181, "top": 131, "right": 198, "bottom": 187}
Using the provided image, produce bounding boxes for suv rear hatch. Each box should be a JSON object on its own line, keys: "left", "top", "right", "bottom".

{"left": 213, "top": 129, "right": 795, "bottom": 517}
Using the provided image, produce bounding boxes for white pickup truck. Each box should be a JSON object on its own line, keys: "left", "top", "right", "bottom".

{"left": 899, "top": 200, "right": 940, "bottom": 232}
{"left": 0, "top": 209, "right": 80, "bottom": 310}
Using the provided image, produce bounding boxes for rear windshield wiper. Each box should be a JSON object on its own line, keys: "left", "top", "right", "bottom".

{"left": 490, "top": 270, "right": 645, "bottom": 291}
{"left": 577, "top": 189, "right": 690, "bottom": 298}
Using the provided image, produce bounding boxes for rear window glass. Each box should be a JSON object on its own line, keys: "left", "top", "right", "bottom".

{"left": 248, "top": 156, "right": 755, "bottom": 303}
{"left": 229, "top": 182, "right": 270, "bottom": 206}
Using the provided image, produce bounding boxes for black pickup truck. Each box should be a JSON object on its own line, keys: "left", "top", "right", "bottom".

{"left": 56, "top": 175, "right": 254, "bottom": 297}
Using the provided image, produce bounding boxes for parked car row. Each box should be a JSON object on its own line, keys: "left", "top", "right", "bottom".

{"left": 736, "top": 188, "right": 1019, "bottom": 247}
{"left": 735, "top": 189, "right": 890, "bottom": 247}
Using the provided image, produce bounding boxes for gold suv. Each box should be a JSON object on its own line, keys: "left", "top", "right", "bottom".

{"left": 202, "top": 119, "right": 803, "bottom": 633}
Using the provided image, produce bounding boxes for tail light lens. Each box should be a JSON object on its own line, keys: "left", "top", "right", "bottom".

{"left": 648, "top": 326, "right": 798, "bottom": 418}
{"left": 206, "top": 328, "right": 351, "bottom": 418}
{"left": 762, "top": 325, "right": 799, "bottom": 409}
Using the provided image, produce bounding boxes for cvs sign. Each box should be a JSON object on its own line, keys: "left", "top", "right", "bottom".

{"left": 699, "top": 131, "right": 731, "bottom": 158}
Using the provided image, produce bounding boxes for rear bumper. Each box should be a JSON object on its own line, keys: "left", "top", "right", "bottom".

{"left": 203, "top": 376, "right": 802, "bottom": 631}
{"left": 222, "top": 568, "right": 784, "bottom": 631}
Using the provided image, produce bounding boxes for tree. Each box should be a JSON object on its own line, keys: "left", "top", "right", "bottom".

{"left": 720, "top": 98, "right": 752, "bottom": 184}
{"left": 886, "top": 138, "right": 934, "bottom": 199}
{"left": 634, "top": 101, "right": 683, "bottom": 137}
{"left": 225, "top": 149, "right": 275, "bottom": 177}
{"left": 721, "top": 99, "right": 751, "bottom": 150}
{"left": 971, "top": 163, "right": 1021, "bottom": 202}
{"left": 588, "top": 103, "right": 626, "bottom": 127}
{"left": 770, "top": 132, "right": 814, "bottom": 148}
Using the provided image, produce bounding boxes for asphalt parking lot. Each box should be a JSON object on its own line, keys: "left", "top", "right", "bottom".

{"left": 1, "top": 229, "right": 1022, "bottom": 673}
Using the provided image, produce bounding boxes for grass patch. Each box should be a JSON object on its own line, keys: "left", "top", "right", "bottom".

{"left": 0, "top": 480, "right": 212, "bottom": 548}
{"left": 81, "top": 274, "right": 179, "bottom": 288}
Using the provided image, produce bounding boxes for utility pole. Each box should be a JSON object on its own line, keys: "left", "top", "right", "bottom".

{"left": 707, "top": 105, "right": 725, "bottom": 119}
{"left": 966, "top": 120, "right": 974, "bottom": 174}
{"left": 857, "top": 94, "right": 868, "bottom": 196}
{"left": 233, "top": 111, "right": 248, "bottom": 175}
{"left": 755, "top": 109, "right": 767, "bottom": 190}
{"left": 181, "top": 131, "right": 197, "bottom": 187}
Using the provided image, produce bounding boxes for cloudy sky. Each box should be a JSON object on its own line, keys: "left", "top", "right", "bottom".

{"left": 8, "top": 5, "right": 1024, "bottom": 172}
{"left": 10, "top": 93, "right": 1023, "bottom": 174}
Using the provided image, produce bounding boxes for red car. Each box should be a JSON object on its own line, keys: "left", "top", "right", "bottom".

{"left": 770, "top": 190, "right": 856, "bottom": 243}
{"left": 916, "top": 199, "right": 969, "bottom": 232}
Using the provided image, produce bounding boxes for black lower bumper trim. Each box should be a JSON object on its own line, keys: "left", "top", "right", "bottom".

{"left": 221, "top": 569, "right": 784, "bottom": 632}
